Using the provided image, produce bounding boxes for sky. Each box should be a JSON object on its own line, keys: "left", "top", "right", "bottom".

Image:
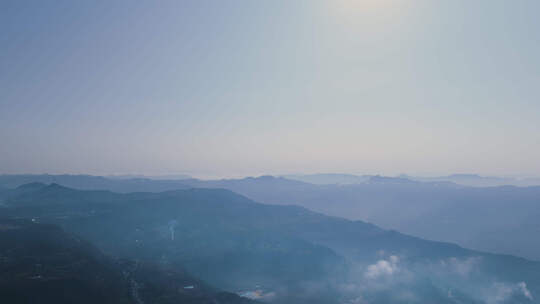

{"left": 1, "top": 0, "right": 540, "bottom": 178}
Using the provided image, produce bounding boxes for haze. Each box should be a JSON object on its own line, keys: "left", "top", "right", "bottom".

{"left": 2, "top": 0, "right": 540, "bottom": 178}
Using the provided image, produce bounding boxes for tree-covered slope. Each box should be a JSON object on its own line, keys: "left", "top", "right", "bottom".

{"left": 0, "top": 218, "right": 256, "bottom": 304}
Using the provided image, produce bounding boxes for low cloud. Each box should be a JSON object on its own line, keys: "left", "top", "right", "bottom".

{"left": 484, "top": 281, "right": 533, "bottom": 304}
{"left": 337, "top": 253, "right": 534, "bottom": 304}
{"left": 518, "top": 282, "right": 533, "bottom": 300}
{"left": 364, "top": 255, "right": 399, "bottom": 279}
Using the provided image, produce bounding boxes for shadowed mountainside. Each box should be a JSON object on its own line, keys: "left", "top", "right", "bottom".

{"left": 0, "top": 218, "right": 256, "bottom": 304}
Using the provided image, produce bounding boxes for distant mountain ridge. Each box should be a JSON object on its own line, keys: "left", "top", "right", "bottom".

{"left": 282, "top": 173, "right": 371, "bottom": 185}
{"left": 107, "top": 174, "right": 192, "bottom": 180}
{"left": 0, "top": 174, "right": 191, "bottom": 193}
{"left": 284, "top": 173, "right": 540, "bottom": 187}
{"left": 2, "top": 174, "right": 540, "bottom": 260}
{"left": 407, "top": 174, "right": 540, "bottom": 187}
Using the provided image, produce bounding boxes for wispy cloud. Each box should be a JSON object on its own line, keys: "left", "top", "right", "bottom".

{"left": 484, "top": 281, "right": 533, "bottom": 304}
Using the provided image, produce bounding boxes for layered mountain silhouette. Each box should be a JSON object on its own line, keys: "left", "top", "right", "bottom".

{"left": 0, "top": 174, "right": 191, "bottom": 193}
{"left": 1, "top": 182, "right": 539, "bottom": 303}
{"left": 178, "top": 176, "right": 540, "bottom": 260}
{"left": 285, "top": 173, "right": 540, "bottom": 187}
{"left": 2, "top": 174, "right": 540, "bottom": 260}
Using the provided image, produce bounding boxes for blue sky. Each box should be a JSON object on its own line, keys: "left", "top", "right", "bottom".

{"left": 1, "top": 0, "right": 539, "bottom": 178}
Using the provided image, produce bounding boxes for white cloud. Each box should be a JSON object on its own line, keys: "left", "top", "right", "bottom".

{"left": 364, "top": 255, "right": 399, "bottom": 279}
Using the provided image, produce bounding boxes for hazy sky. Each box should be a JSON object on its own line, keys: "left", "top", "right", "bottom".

{"left": 1, "top": 0, "right": 539, "bottom": 178}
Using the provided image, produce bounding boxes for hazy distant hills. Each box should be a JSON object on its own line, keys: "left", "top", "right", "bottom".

{"left": 176, "top": 176, "right": 540, "bottom": 261}
{"left": 0, "top": 218, "right": 254, "bottom": 304}
{"left": 406, "top": 174, "right": 540, "bottom": 187}
{"left": 282, "top": 174, "right": 371, "bottom": 185}
{"left": 2, "top": 174, "right": 540, "bottom": 260}
{"left": 1, "top": 183, "right": 539, "bottom": 303}
{"left": 285, "top": 173, "right": 540, "bottom": 187}
{"left": 107, "top": 174, "right": 192, "bottom": 180}
{"left": 0, "top": 174, "right": 191, "bottom": 193}
{"left": 282, "top": 174, "right": 431, "bottom": 185}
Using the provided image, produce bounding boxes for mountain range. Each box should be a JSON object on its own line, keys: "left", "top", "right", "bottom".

{"left": 285, "top": 173, "right": 540, "bottom": 187}
{"left": 2, "top": 174, "right": 540, "bottom": 261}
{"left": 177, "top": 176, "right": 540, "bottom": 261}
{"left": 1, "top": 182, "right": 539, "bottom": 303}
